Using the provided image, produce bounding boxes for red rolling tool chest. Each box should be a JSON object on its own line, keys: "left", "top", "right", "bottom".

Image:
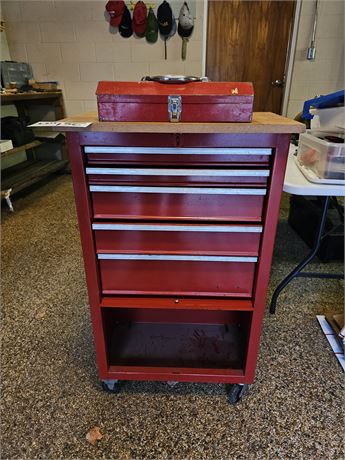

{"left": 65, "top": 107, "right": 304, "bottom": 403}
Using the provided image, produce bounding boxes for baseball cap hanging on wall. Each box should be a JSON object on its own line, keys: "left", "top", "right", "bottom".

{"left": 105, "top": 0, "right": 125, "bottom": 27}
{"left": 132, "top": 1, "right": 148, "bottom": 37}
{"left": 178, "top": 2, "right": 194, "bottom": 60}
{"left": 146, "top": 8, "right": 159, "bottom": 43}
{"left": 162, "top": 9, "right": 176, "bottom": 58}
{"left": 119, "top": 4, "right": 133, "bottom": 37}
{"left": 157, "top": 0, "right": 175, "bottom": 59}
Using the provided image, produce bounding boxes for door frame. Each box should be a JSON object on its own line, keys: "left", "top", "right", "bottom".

{"left": 202, "top": 0, "right": 302, "bottom": 116}
{"left": 281, "top": 0, "right": 302, "bottom": 116}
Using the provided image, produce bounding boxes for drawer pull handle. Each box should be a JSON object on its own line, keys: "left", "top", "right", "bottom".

{"left": 98, "top": 253, "right": 258, "bottom": 262}
{"left": 92, "top": 223, "right": 263, "bottom": 232}
{"left": 86, "top": 167, "right": 270, "bottom": 177}
{"left": 89, "top": 185, "right": 266, "bottom": 195}
{"left": 84, "top": 146, "right": 272, "bottom": 156}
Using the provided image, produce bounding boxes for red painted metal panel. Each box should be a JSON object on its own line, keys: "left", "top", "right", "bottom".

{"left": 82, "top": 133, "right": 273, "bottom": 166}
{"left": 181, "top": 133, "right": 273, "bottom": 148}
{"left": 96, "top": 81, "right": 253, "bottom": 122}
{"left": 87, "top": 151, "right": 270, "bottom": 167}
{"left": 87, "top": 172, "right": 268, "bottom": 187}
{"left": 101, "top": 296, "right": 254, "bottom": 311}
{"left": 104, "top": 366, "right": 247, "bottom": 384}
{"left": 101, "top": 307, "right": 245, "bottom": 323}
{"left": 99, "top": 259, "right": 256, "bottom": 297}
{"left": 66, "top": 128, "right": 292, "bottom": 386}
{"left": 66, "top": 133, "right": 100, "bottom": 306}
{"left": 80, "top": 132, "right": 276, "bottom": 148}
{"left": 81, "top": 132, "right": 178, "bottom": 147}
{"left": 96, "top": 81, "right": 254, "bottom": 97}
{"left": 66, "top": 132, "right": 108, "bottom": 376}
{"left": 245, "top": 134, "right": 291, "bottom": 380}
{"left": 94, "top": 224, "right": 261, "bottom": 256}
{"left": 91, "top": 191, "right": 265, "bottom": 222}
{"left": 98, "top": 102, "right": 253, "bottom": 123}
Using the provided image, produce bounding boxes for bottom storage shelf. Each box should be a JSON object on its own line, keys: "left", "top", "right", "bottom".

{"left": 101, "top": 308, "right": 251, "bottom": 378}
{"left": 1, "top": 159, "right": 68, "bottom": 194}
{"left": 110, "top": 322, "right": 245, "bottom": 368}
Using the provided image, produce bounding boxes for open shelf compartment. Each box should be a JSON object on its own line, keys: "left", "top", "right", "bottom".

{"left": 101, "top": 308, "right": 252, "bottom": 380}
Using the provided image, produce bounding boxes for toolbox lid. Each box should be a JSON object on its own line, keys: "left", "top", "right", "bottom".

{"left": 96, "top": 81, "right": 254, "bottom": 103}
{"left": 302, "top": 90, "right": 344, "bottom": 120}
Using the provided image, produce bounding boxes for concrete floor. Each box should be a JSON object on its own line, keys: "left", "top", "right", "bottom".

{"left": 1, "top": 174, "right": 344, "bottom": 459}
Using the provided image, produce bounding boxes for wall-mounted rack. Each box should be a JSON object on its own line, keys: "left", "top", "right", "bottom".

{"left": 126, "top": 1, "right": 156, "bottom": 10}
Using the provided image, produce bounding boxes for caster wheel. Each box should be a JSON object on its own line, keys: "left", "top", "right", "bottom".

{"left": 101, "top": 380, "right": 121, "bottom": 393}
{"left": 227, "top": 384, "right": 249, "bottom": 404}
{"left": 167, "top": 381, "right": 178, "bottom": 388}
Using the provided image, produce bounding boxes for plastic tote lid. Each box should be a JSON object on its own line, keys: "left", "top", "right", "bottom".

{"left": 302, "top": 90, "right": 345, "bottom": 120}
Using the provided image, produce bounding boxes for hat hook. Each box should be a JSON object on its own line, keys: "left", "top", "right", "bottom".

{"left": 126, "top": 1, "right": 156, "bottom": 11}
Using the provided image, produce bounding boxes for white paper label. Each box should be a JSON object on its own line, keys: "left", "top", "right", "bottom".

{"left": 28, "top": 121, "right": 92, "bottom": 128}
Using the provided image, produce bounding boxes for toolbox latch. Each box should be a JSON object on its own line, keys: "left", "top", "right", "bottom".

{"left": 168, "top": 95, "right": 182, "bottom": 122}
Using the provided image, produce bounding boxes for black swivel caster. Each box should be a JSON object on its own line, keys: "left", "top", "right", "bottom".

{"left": 101, "top": 380, "right": 121, "bottom": 393}
{"left": 226, "top": 384, "right": 249, "bottom": 404}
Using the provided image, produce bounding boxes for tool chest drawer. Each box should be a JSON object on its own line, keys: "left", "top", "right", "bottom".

{"left": 93, "top": 223, "right": 262, "bottom": 256}
{"left": 98, "top": 254, "right": 257, "bottom": 297}
{"left": 90, "top": 186, "right": 266, "bottom": 221}
{"left": 84, "top": 146, "right": 272, "bottom": 167}
{"left": 86, "top": 166, "right": 269, "bottom": 187}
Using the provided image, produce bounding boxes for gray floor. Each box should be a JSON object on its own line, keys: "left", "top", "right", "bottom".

{"left": 1, "top": 175, "right": 344, "bottom": 460}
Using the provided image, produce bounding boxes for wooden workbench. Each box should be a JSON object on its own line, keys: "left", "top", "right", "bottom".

{"left": 56, "top": 111, "right": 305, "bottom": 133}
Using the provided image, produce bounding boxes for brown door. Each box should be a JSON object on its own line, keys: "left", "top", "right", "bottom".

{"left": 206, "top": 0, "right": 295, "bottom": 113}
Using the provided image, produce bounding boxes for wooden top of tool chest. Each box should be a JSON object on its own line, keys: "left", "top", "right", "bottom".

{"left": 53, "top": 111, "right": 305, "bottom": 134}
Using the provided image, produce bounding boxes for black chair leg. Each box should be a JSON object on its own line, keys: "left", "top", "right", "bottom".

{"left": 270, "top": 196, "right": 331, "bottom": 314}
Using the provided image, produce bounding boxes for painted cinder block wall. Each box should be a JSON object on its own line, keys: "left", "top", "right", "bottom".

{"left": 2, "top": 0, "right": 344, "bottom": 118}
{"left": 2, "top": 0, "right": 204, "bottom": 116}
{"left": 286, "top": 0, "right": 344, "bottom": 118}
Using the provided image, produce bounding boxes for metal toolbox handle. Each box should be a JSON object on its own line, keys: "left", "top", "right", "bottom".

{"left": 92, "top": 223, "right": 263, "bottom": 233}
{"left": 84, "top": 146, "right": 272, "bottom": 156}
{"left": 141, "top": 75, "right": 209, "bottom": 84}
{"left": 97, "top": 253, "right": 257, "bottom": 262}
{"left": 86, "top": 167, "right": 270, "bottom": 177}
{"left": 89, "top": 185, "right": 266, "bottom": 195}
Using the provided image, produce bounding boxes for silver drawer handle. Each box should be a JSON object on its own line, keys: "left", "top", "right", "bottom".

{"left": 84, "top": 146, "right": 272, "bottom": 156}
{"left": 98, "top": 253, "right": 257, "bottom": 262}
{"left": 89, "top": 185, "right": 266, "bottom": 195}
{"left": 92, "top": 223, "right": 263, "bottom": 232}
{"left": 86, "top": 167, "right": 270, "bottom": 177}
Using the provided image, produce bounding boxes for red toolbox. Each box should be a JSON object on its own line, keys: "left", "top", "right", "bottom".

{"left": 96, "top": 79, "right": 254, "bottom": 123}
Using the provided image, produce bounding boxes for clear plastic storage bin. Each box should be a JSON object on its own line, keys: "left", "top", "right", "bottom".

{"left": 297, "top": 131, "right": 345, "bottom": 184}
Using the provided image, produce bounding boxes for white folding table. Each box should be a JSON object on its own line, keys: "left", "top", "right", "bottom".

{"left": 270, "top": 145, "right": 344, "bottom": 313}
